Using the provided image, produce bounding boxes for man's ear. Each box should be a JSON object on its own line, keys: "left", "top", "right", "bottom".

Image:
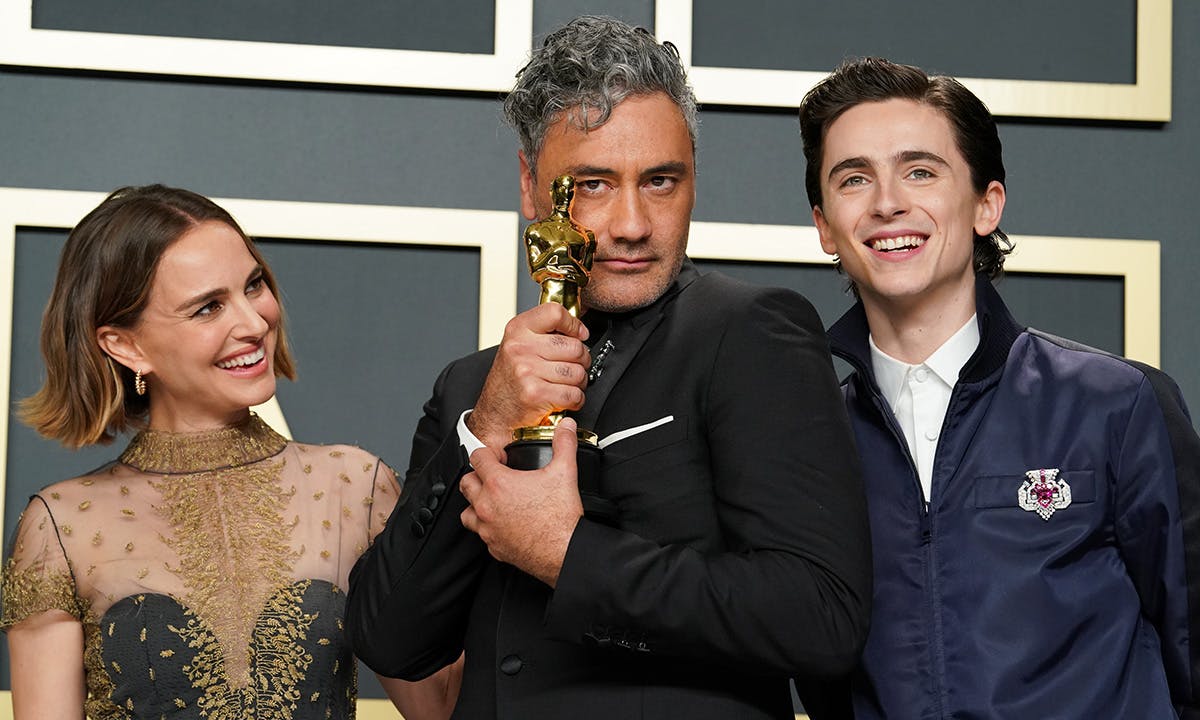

{"left": 518, "top": 151, "right": 539, "bottom": 221}
{"left": 813, "top": 206, "right": 838, "bottom": 257}
{"left": 96, "top": 326, "right": 150, "bottom": 375}
{"left": 974, "top": 180, "right": 1006, "bottom": 237}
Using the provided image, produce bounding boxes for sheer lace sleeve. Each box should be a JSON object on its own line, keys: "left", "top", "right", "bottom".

{"left": 367, "top": 459, "right": 401, "bottom": 545}
{"left": 293, "top": 444, "right": 402, "bottom": 590}
{"left": 1, "top": 495, "right": 83, "bottom": 629}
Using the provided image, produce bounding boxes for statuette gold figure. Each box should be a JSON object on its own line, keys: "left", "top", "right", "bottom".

{"left": 510, "top": 174, "right": 600, "bottom": 448}
{"left": 522, "top": 175, "right": 596, "bottom": 318}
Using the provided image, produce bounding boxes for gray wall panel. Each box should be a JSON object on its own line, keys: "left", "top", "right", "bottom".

{"left": 690, "top": 0, "right": 1136, "bottom": 82}
{"left": 0, "top": 71, "right": 518, "bottom": 209}
{"left": 257, "top": 238, "right": 481, "bottom": 464}
{"left": 34, "top": 0, "right": 496, "bottom": 53}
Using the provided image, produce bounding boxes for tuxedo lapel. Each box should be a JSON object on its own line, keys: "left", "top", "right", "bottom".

{"left": 570, "top": 259, "right": 701, "bottom": 431}
{"left": 571, "top": 305, "right": 664, "bottom": 430}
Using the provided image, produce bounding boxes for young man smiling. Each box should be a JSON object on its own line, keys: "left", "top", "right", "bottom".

{"left": 799, "top": 57, "right": 1200, "bottom": 718}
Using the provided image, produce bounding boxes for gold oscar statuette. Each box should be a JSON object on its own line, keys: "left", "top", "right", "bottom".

{"left": 505, "top": 175, "right": 606, "bottom": 512}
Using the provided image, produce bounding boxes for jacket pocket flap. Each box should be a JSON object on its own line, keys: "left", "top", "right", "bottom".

{"left": 974, "top": 470, "right": 1096, "bottom": 509}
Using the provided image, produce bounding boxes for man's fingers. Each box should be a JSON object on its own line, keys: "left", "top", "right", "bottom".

{"left": 460, "top": 506, "right": 478, "bottom": 533}
{"left": 515, "top": 303, "right": 589, "bottom": 341}
{"left": 549, "top": 418, "right": 580, "bottom": 476}
{"left": 539, "top": 333, "right": 592, "bottom": 369}
{"left": 459, "top": 471, "right": 479, "bottom": 503}
{"left": 469, "top": 447, "right": 503, "bottom": 475}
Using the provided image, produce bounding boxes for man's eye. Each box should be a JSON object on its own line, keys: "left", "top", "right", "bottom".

{"left": 841, "top": 175, "right": 867, "bottom": 187}
{"left": 578, "top": 179, "right": 604, "bottom": 192}
{"left": 908, "top": 168, "right": 934, "bottom": 180}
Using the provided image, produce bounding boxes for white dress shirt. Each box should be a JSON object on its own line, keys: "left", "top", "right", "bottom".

{"left": 869, "top": 316, "right": 979, "bottom": 502}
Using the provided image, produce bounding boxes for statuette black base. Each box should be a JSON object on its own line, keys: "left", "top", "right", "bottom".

{"left": 504, "top": 438, "right": 614, "bottom": 525}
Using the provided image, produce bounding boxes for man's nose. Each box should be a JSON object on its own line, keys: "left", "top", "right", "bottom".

{"left": 871, "top": 176, "right": 909, "bottom": 219}
{"left": 608, "top": 189, "right": 652, "bottom": 242}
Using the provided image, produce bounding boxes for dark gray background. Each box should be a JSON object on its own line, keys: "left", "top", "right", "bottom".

{"left": 2, "top": 0, "right": 1193, "bottom": 708}
{"left": 691, "top": 0, "right": 1136, "bottom": 82}
{"left": 34, "top": 0, "right": 497, "bottom": 53}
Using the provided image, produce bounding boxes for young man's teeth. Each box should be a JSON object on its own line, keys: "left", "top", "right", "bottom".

{"left": 217, "top": 348, "right": 265, "bottom": 369}
{"left": 872, "top": 235, "right": 926, "bottom": 252}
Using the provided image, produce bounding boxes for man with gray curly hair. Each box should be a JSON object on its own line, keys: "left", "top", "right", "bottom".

{"left": 348, "top": 16, "right": 871, "bottom": 719}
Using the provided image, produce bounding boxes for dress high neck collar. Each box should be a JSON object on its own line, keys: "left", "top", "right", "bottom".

{"left": 119, "top": 414, "right": 288, "bottom": 474}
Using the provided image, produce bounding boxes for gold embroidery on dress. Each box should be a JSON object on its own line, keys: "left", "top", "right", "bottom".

{"left": 151, "top": 458, "right": 296, "bottom": 687}
{"left": 120, "top": 414, "right": 287, "bottom": 474}
{"left": 123, "top": 415, "right": 294, "bottom": 688}
{"left": 0, "top": 562, "right": 82, "bottom": 627}
{"left": 256, "top": 581, "right": 318, "bottom": 717}
{"left": 168, "top": 581, "right": 317, "bottom": 720}
{"left": 3, "top": 417, "right": 374, "bottom": 718}
{"left": 82, "top": 617, "right": 123, "bottom": 720}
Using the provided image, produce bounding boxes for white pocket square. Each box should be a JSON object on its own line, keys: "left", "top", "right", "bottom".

{"left": 598, "top": 415, "right": 674, "bottom": 450}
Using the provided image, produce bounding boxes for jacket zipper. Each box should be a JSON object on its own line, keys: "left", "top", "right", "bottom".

{"left": 866, "top": 381, "right": 946, "bottom": 719}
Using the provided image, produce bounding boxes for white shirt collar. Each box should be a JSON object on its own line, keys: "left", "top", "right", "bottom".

{"left": 869, "top": 336, "right": 910, "bottom": 408}
{"left": 924, "top": 315, "right": 980, "bottom": 387}
{"left": 869, "top": 315, "right": 979, "bottom": 403}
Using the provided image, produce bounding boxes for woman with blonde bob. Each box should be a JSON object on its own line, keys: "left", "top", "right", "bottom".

{"left": 1, "top": 185, "right": 458, "bottom": 719}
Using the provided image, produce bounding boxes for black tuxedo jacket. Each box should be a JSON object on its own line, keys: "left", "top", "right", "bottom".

{"left": 348, "top": 261, "right": 871, "bottom": 719}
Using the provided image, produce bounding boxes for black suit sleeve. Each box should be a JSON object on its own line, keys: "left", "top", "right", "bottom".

{"left": 346, "top": 356, "right": 490, "bottom": 679}
{"left": 543, "top": 287, "right": 872, "bottom": 676}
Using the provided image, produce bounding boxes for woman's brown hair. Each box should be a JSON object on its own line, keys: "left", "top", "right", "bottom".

{"left": 20, "top": 185, "right": 296, "bottom": 448}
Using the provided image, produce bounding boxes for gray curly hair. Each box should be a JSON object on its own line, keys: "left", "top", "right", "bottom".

{"left": 503, "top": 15, "right": 698, "bottom": 165}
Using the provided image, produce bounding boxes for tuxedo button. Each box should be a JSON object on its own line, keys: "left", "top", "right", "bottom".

{"left": 499, "top": 655, "right": 523, "bottom": 675}
{"left": 425, "top": 494, "right": 440, "bottom": 511}
{"left": 431, "top": 482, "right": 447, "bottom": 497}
{"left": 416, "top": 507, "right": 434, "bottom": 523}
{"left": 410, "top": 519, "right": 426, "bottom": 538}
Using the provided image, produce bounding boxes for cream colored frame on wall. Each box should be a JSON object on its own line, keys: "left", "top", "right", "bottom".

{"left": 0, "top": 0, "right": 531, "bottom": 92}
{"left": 687, "top": 221, "right": 1160, "bottom": 366}
{"left": 0, "top": 187, "right": 517, "bottom": 720}
{"left": 655, "top": 0, "right": 1172, "bottom": 121}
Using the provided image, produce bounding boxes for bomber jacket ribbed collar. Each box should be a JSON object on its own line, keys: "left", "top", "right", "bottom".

{"left": 828, "top": 274, "right": 1026, "bottom": 389}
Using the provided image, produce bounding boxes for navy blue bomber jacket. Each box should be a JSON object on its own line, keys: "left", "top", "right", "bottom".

{"left": 827, "top": 275, "right": 1200, "bottom": 719}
